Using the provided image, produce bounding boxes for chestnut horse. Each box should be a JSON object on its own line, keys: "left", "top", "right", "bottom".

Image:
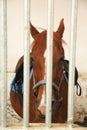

{"left": 10, "top": 19, "right": 80, "bottom": 123}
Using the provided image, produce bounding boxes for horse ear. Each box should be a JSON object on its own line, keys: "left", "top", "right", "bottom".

{"left": 56, "top": 19, "right": 65, "bottom": 38}
{"left": 30, "top": 22, "right": 39, "bottom": 39}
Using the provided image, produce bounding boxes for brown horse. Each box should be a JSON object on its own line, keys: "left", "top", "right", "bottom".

{"left": 10, "top": 19, "right": 68, "bottom": 123}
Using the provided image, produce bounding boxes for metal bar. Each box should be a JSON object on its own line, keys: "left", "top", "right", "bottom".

{"left": 68, "top": 0, "right": 78, "bottom": 126}
{"left": 46, "top": 0, "right": 54, "bottom": 128}
{"left": 0, "top": 0, "right": 7, "bottom": 127}
{"left": 23, "top": 0, "right": 31, "bottom": 127}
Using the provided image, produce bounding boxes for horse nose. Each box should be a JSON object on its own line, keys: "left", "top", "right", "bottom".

{"left": 38, "top": 105, "right": 46, "bottom": 116}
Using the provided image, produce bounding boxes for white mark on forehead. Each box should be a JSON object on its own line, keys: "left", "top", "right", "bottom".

{"left": 30, "top": 49, "right": 32, "bottom": 53}
{"left": 44, "top": 50, "right": 47, "bottom": 58}
{"left": 40, "top": 90, "right": 46, "bottom": 105}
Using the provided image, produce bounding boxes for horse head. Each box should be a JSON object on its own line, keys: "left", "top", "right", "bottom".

{"left": 30, "top": 19, "right": 67, "bottom": 122}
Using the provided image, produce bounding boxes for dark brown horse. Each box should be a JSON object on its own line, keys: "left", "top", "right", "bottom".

{"left": 10, "top": 19, "right": 69, "bottom": 123}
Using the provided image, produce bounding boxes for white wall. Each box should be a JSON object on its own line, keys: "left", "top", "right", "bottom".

{"left": 7, "top": 0, "right": 87, "bottom": 72}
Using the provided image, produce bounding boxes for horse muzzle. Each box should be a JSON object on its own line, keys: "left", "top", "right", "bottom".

{"left": 37, "top": 104, "right": 46, "bottom": 119}
{"left": 36, "top": 100, "right": 59, "bottom": 119}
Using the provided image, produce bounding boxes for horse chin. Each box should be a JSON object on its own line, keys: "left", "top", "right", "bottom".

{"left": 37, "top": 110, "right": 45, "bottom": 119}
{"left": 37, "top": 101, "right": 56, "bottom": 120}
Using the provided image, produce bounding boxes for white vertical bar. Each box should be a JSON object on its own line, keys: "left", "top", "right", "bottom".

{"left": 23, "top": 0, "right": 31, "bottom": 127}
{"left": 68, "top": 0, "right": 78, "bottom": 126}
{"left": 46, "top": 0, "right": 54, "bottom": 128}
{"left": 0, "top": 0, "right": 7, "bottom": 127}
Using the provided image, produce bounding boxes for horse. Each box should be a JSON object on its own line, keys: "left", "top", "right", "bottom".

{"left": 10, "top": 19, "right": 80, "bottom": 123}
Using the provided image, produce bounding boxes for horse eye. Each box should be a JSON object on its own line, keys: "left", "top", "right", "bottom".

{"left": 34, "top": 90, "right": 38, "bottom": 97}
{"left": 59, "top": 56, "right": 64, "bottom": 62}
{"left": 30, "top": 57, "right": 34, "bottom": 67}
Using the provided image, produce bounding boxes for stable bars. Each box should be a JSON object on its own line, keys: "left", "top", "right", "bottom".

{"left": 68, "top": 0, "right": 78, "bottom": 126}
{"left": 46, "top": 0, "right": 54, "bottom": 128}
{"left": 0, "top": 0, "right": 7, "bottom": 127}
{"left": 23, "top": 0, "right": 31, "bottom": 127}
{"left": 0, "top": 0, "right": 78, "bottom": 128}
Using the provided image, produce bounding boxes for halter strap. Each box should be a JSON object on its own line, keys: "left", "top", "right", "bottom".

{"left": 33, "top": 80, "right": 46, "bottom": 89}
{"left": 33, "top": 79, "right": 60, "bottom": 92}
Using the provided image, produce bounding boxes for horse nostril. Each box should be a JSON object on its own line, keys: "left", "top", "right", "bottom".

{"left": 37, "top": 109, "right": 45, "bottom": 119}
{"left": 38, "top": 105, "right": 46, "bottom": 116}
